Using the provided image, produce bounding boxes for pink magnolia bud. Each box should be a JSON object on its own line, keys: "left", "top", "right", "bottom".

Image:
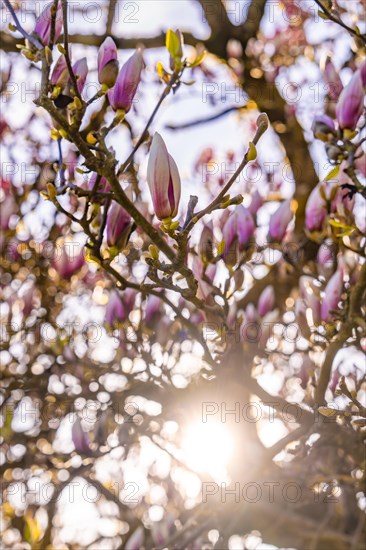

{"left": 151, "top": 514, "right": 175, "bottom": 546}
{"left": 108, "top": 50, "right": 144, "bottom": 112}
{"left": 257, "top": 285, "right": 275, "bottom": 317}
{"left": 147, "top": 133, "right": 181, "bottom": 220}
{"left": 123, "top": 288, "right": 136, "bottom": 313}
{"left": 50, "top": 55, "right": 69, "bottom": 87}
{"left": 72, "top": 418, "right": 90, "bottom": 454}
{"left": 359, "top": 59, "right": 366, "bottom": 87}
{"left": 145, "top": 294, "right": 162, "bottom": 325}
{"left": 72, "top": 58, "right": 88, "bottom": 94}
{"left": 125, "top": 526, "right": 144, "bottom": 550}
{"left": 268, "top": 199, "right": 293, "bottom": 241}
{"left": 336, "top": 71, "right": 364, "bottom": 130}
{"left": 312, "top": 114, "right": 336, "bottom": 140}
{"left": 329, "top": 369, "right": 341, "bottom": 394}
{"left": 323, "top": 58, "right": 343, "bottom": 101}
{"left": 248, "top": 190, "right": 263, "bottom": 215}
{"left": 52, "top": 245, "right": 84, "bottom": 279}
{"left": 298, "top": 355, "right": 315, "bottom": 389}
{"left": 317, "top": 241, "right": 336, "bottom": 276}
{"left": 245, "top": 303, "right": 257, "bottom": 323}
{"left": 236, "top": 205, "right": 256, "bottom": 248}
{"left": 305, "top": 184, "right": 326, "bottom": 232}
{"left": 105, "top": 290, "right": 127, "bottom": 325}
{"left": 33, "top": 1, "right": 63, "bottom": 46}
{"left": 321, "top": 269, "right": 344, "bottom": 322}
{"left": 0, "top": 194, "right": 17, "bottom": 230}
{"left": 106, "top": 201, "right": 132, "bottom": 248}
{"left": 98, "top": 37, "right": 119, "bottom": 87}
{"left": 199, "top": 221, "right": 214, "bottom": 262}
{"left": 192, "top": 256, "right": 215, "bottom": 300}
{"left": 223, "top": 205, "right": 255, "bottom": 258}
{"left": 20, "top": 285, "right": 35, "bottom": 316}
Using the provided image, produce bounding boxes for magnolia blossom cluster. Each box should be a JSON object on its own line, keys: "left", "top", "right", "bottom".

{"left": 35, "top": 0, "right": 143, "bottom": 112}
{"left": 306, "top": 59, "right": 365, "bottom": 235}
{"left": 312, "top": 59, "right": 365, "bottom": 169}
{"left": 315, "top": 58, "right": 366, "bottom": 134}
{"left": 25, "top": 5, "right": 363, "bottom": 339}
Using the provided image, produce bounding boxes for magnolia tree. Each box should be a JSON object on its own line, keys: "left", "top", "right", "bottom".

{"left": 1, "top": 0, "right": 366, "bottom": 549}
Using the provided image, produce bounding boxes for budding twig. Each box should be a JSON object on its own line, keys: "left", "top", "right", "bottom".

{"left": 118, "top": 68, "right": 183, "bottom": 175}
{"left": 3, "top": 0, "right": 43, "bottom": 50}
{"left": 183, "top": 113, "right": 269, "bottom": 232}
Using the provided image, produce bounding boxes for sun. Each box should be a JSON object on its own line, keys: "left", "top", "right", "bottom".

{"left": 181, "top": 420, "right": 234, "bottom": 483}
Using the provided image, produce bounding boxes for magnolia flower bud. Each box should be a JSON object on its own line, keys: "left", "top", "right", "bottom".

{"left": 147, "top": 133, "right": 181, "bottom": 220}
{"left": 98, "top": 37, "right": 119, "bottom": 87}
{"left": 33, "top": 1, "right": 63, "bottom": 46}
{"left": 124, "top": 288, "right": 136, "bottom": 313}
{"left": 145, "top": 295, "right": 162, "bottom": 326}
{"left": 151, "top": 514, "right": 175, "bottom": 546}
{"left": 105, "top": 290, "right": 127, "bottom": 325}
{"left": 323, "top": 58, "right": 343, "bottom": 101}
{"left": 125, "top": 526, "right": 144, "bottom": 550}
{"left": 257, "top": 285, "right": 275, "bottom": 317}
{"left": 223, "top": 205, "right": 255, "bottom": 260}
{"left": 0, "top": 194, "right": 17, "bottom": 230}
{"left": 245, "top": 303, "right": 257, "bottom": 323}
{"left": 305, "top": 184, "right": 326, "bottom": 232}
{"left": 52, "top": 244, "right": 84, "bottom": 279}
{"left": 336, "top": 71, "right": 364, "bottom": 131}
{"left": 359, "top": 58, "right": 366, "bottom": 87}
{"left": 312, "top": 114, "right": 336, "bottom": 141}
{"left": 53, "top": 57, "right": 88, "bottom": 108}
{"left": 192, "top": 256, "right": 216, "bottom": 300}
{"left": 72, "top": 57, "right": 88, "bottom": 94}
{"left": 199, "top": 221, "right": 214, "bottom": 262}
{"left": 321, "top": 269, "right": 344, "bottom": 322}
{"left": 298, "top": 355, "right": 315, "bottom": 389}
{"left": 329, "top": 369, "right": 341, "bottom": 394}
{"left": 248, "top": 190, "right": 263, "bottom": 215}
{"left": 317, "top": 241, "right": 336, "bottom": 277}
{"left": 106, "top": 201, "right": 133, "bottom": 248}
{"left": 108, "top": 50, "right": 144, "bottom": 112}
{"left": 72, "top": 418, "right": 90, "bottom": 454}
{"left": 268, "top": 199, "right": 293, "bottom": 241}
{"left": 20, "top": 285, "right": 35, "bottom": 317}
{"left": 50, "top": 55, "right": 69, "bottom": 87}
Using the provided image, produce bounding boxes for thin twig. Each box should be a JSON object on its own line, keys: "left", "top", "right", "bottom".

{"left": 165, "top": 105, "right": 246, "bottom": 130}
{"left": 118, "top": 70, "right": 182, "bottom": 174}
{"left": 183, "top": 113, "right": 269, "bottom": 232}
{"left": 313, "top": 0, "right": 366, "bottom": 45}
{"left": 3, "top": 0, "right": 43, "bottom": 49}
{"left": 60, "top": 0, "right": 83, "bottom": 103}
